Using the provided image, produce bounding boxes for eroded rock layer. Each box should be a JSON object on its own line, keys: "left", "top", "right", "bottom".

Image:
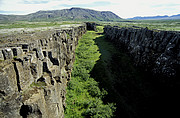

{"left": 0, "top": 24, "right": 86, "bottom": 118}
{"left": 104, "top": 25, "right": 180, "bottom": 78}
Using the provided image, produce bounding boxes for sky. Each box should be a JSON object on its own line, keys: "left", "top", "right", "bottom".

{"left": 0, "top": 0, "right": 180, "bottom": 18}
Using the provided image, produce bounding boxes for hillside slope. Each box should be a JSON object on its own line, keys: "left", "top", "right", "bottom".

{"left": 0, "top": 7, "right": 121, "bottom": 22}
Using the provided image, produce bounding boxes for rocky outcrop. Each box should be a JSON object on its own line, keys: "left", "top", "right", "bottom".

{"left": 86, "top": 22, "right": 97, "bottom": 31}
{"left": 0, "top": 24, "right": 86, "bottom": 118}
{"left": 104, "top": 25, "right": 180, "bottom": 78}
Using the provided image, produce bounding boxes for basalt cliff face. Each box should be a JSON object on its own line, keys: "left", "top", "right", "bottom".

{"left": 103, "top": 25, "right": 180, "bottom": 118}
{"left": 104, "top": 26, "right": 180, "bottom": 79}
{"left": 0, "top": 24, "right": 86, "bottom": 118}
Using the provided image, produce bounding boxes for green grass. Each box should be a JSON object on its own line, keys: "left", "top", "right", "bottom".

{"left": 96, "top": 26, "right": 104, "bottom": 33}
{"left": 13, "top": 56, "right": 18, "bottom": 59}
{"left": 30, "top": 82, "right": 46, "bottom": 88}
{"left": 0, "top": 21, "right": 81, "bottom": 29}
{"left": 65, "top": 27, "right": 116, "bottom": 118}
{"left": 100, "top": 20, "right": 180, "bottom": 31}
{"left": 1, "top": 19, "right": 180, "bottom": 31}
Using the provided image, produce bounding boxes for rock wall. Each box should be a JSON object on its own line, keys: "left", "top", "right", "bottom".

{"left": 0, "top": 24, "right": 86, "bottom": 118}
{"left": 86, "top": 22, "right": 97, "bottom": 31}
{"left": 104, "top": 25, "right": 180, "bottom": 78}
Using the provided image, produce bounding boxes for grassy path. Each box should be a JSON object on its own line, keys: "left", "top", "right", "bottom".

{"left": 65, "top": 28, "right": 115, "bottom": 118}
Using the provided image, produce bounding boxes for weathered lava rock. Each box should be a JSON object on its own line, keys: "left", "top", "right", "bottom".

{"left": 0, "top": 24, "right": 86, "bottom": 118}
{"left": 104, "top": 25, "right": 180, "bottom": 78}
{"left": 86, "top": 22, "right": 97, "bottom": 31}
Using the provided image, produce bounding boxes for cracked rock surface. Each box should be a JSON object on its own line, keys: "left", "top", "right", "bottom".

{"left": 104, "top": 25, "right": 180, "bottom": 78}
{"left": 0, "top": 24, "right": 86, "bottom": 118}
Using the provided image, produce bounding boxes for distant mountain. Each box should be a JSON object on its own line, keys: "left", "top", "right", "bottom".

{"left": 0, "top": 7, "right": 122, "bottom": 23}
{"left": 128, "top": 14, "right": 180, "bottom": 20}
{"left": 170, "top": 14, "right": 180, "bottom": 19}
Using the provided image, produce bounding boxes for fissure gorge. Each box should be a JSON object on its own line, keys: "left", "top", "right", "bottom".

{"left": 0, "top": 23, "right": 180, "bottom": 118}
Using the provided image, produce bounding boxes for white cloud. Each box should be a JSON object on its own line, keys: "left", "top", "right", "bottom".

{"left": 95, "top": 0, "right": 180, "bottom": 18}
{"left": 0, "top": 0, "right": 180, "bottom": 18}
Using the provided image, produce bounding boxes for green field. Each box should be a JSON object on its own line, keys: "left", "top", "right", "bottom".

{"left": 99, "top": 20, "right": 180, "bottom": 31}
{"left": 1, "top": 20, "right": 180, "bottom": 31}
{"left": 0, "top": 21, "right": 81, "bottom": 29}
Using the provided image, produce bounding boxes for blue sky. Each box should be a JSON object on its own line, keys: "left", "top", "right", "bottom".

{"left": 0, "top": 0, "right": 180, "bottom": 18}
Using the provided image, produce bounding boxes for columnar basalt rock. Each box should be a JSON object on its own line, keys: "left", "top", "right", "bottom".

{"left": 104, "top": 25, "right": 180, "bottom": 78}
{"left": 86, "top": 22, "right": 97, "bottom": 31}
{"left": 0, "top": 24, "right": 86, "bottom": 118}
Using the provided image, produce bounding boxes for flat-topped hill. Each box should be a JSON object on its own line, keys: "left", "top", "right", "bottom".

{"left": 0, "top": 7, "right": 122, "bottom": 22}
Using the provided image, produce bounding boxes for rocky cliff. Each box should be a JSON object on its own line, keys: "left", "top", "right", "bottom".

{"left": 102, "top": 25, "right": 180, "bottom": 118}
{"left": 104, "top": 26, "right": 180, "bottom": 79}
{"left": 86, "top": 22, "right": 97, "bottom": 31}
{"left": 0, "top": 24, "right": 86, "bottom": 118}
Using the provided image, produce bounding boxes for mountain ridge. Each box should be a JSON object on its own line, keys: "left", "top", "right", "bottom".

{"left": 0, "top": 7, "right": 122, "bottom": 22}
{"left": 128, "top": 14, "right": 180, "bottom": 20}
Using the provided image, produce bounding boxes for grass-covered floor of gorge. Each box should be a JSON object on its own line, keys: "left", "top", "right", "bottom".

{"left": 65, "top": 27, "right": 116, "bottom": 118}
{"left": 65, "top": 25, "right": 178, "bottom": 118}
{"left": 65, "top": 26, "right": 152, "bottom": 118}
